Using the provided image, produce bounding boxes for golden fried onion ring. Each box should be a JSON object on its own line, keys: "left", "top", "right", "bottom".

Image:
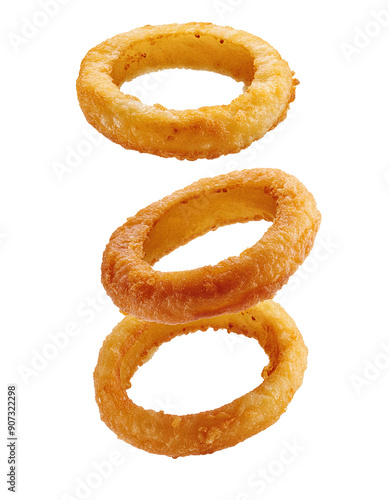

{"left": 102, "top": 169, "right": 321, "bottom": 324}
{"left": 76, "top": 23, "right": 298, "bottom": 160}
{"left": 94, "top": 301, "right": 308, "bottom": 457}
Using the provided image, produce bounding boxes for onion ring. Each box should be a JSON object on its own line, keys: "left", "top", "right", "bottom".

{"left": 94, "top": 300, "right": 308, "bottom": 457}
{"left": 76, "top": 22, "right": 298, "bottom": 160}
{"left": 102, "top": 168, "right": 321, "bottom": 324}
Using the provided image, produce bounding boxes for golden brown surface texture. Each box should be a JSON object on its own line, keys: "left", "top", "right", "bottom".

{"left": 94, "top": 301, "right": 308, "bottom": 457}
{"left": 76, "top": 22, "right": 298, "bottom": 160}
{"left": 102, "top": 168, "right": 321, "bottom": 324}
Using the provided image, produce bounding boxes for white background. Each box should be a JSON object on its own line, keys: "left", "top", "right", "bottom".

{"left": 2, "top": 0, "right": 389, "bottom": 498}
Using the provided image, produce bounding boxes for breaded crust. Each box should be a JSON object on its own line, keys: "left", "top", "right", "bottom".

{"left": 94, "top": 301, "right": 308, "bottom": 457}
{"left": 76, "top": 23, "right": 298, "bottom": 160}
{"left": 101, "top": 168, "right": 321, "bottom": 324}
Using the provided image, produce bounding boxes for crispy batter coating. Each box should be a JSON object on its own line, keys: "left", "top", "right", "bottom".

{"left": 94, "top": 301, "right": 308, "bottom": 457}
{"left": 102, "top": 169, "right": 321, "bottom": 324}
{"left": 76, "top": 22, "right": 298, "bottom": 160}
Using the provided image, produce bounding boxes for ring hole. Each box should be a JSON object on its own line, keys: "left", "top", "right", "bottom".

{"left": 153, "top": 220, "right": 271, "bottom": 272}
{"left": 127, "top": 329, "right": 268, "bottom": 415}
{"left": 121, "top": 69, "right": 244, "bottom": 110}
